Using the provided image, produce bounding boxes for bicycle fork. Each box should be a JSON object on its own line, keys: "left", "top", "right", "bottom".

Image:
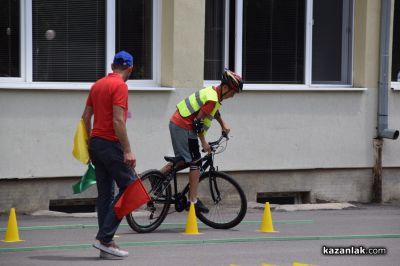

{"left": 208, "top": 172, "right": 222, "bottom": 204}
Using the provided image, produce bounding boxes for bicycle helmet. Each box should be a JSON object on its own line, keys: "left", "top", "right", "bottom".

{"left": 221, "top": 70, "right": 243, "bottom": 93}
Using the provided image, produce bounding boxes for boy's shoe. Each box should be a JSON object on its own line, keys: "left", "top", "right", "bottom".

{"left": 99, "top": 250, "right": 124, "bottom": 260}
{"left": 186, "top": 199, "right": 209, "bottom": 214}
{"left": 93, "top": 241, "right": 128, "bottom": 257}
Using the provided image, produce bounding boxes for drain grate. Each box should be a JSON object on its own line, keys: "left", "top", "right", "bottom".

{"left": 49, "top": 198, "right": 96, "bottom": 213}
{"left": 257, "top": 191, "right": 310, "bottom": 205}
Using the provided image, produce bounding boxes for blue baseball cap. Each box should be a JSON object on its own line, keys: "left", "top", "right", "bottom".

{"left": 113, "top": 51, "right": 134, "bottom": 67}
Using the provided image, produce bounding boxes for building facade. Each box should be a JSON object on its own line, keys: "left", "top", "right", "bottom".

{"left": 0, "top": 0, "right": 399, "bottom": 212}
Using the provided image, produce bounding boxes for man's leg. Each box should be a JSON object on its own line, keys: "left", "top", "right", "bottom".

{"left": 90, "top": 138, "right": 129, "bottom": 258}
{"left": 97, "top": 143, "right": 135, "bottom": 243}
{"left": 90, "top": 138, "right": 115, "bottom": 238}
{"left": 94, "top": 163, "right": 114, "bottom": 236}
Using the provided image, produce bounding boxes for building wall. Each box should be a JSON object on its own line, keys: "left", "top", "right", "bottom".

{"left": 0, "top": 0, "right": 400, "bottom": 212}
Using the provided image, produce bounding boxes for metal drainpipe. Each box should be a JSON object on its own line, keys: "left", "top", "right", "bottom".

{"left": 377, "top": 0, "right": 399, "bottom": 140}
{"left": 373, "top": 0, "right": 399, "bottom": 203}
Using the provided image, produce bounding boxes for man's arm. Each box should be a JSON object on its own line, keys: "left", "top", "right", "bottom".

{"left": 81, "top": 106, "right": 93, "bottom": 137}
{"left": 113, "top": 105, "right": 136, "bottom": 168}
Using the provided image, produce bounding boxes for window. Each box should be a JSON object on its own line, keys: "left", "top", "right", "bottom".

{"left": 116, "top": 0, "right": 153, "bottom": 80}
{"left": 0, "top": 0, "right": 160, "bottom": 88}
{"left": 243, "top": 0, "right": 305, "bottom": 84}
{"left": 204, "top": 0, "right": 227, "bottom": 80}
{"left": 32, "top": 0, "right": 105, "bottom": 82}
{"left": 205, "top": 0, "right": 354, "bottom": 87}
{"left": 0, "top": 0, "right": 20, "bottom": 78}
{"left": 392, "top": 0, "right": 400, "bottom": 82}
{"left": 312, "top": 0, "right": 352, "bottom": 84}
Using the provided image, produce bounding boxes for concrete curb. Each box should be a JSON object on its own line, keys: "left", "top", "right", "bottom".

{"left": 248, "top": 202, "right": 356, "bottom": 211}
{"left": 30, "top": 210, "right": 97, "bottom": 218}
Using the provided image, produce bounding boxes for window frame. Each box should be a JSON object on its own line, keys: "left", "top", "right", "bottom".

{"left": 204, "top": 0, "right": 230, "bottom": 87}
{"left": 0, "top": 0, "right": 25, "bottom": 83}
{"left": 391, "top": 0, "right": 400, "bottom": 91}
{"left": 0, "top": 0, "right": 166, "bottom": 91}
{"left": 205, "top": 0, "right": 362, "bottom": 91}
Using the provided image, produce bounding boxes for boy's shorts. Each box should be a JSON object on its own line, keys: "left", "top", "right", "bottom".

{"left": 169, "top": 122, "right": 201, "bottom": 164}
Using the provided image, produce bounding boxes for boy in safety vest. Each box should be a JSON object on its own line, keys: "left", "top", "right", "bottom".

{"left": 161, "top": 70, "right": 243, "bottom": 213}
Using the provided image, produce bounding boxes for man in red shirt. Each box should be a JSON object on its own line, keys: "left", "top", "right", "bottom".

{"left": 81, "top": 51, "right": 135, "bottom": 259}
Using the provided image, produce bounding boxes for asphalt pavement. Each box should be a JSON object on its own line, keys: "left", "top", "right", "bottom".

{"left": 1, "top": 203, "right": 399, "bottom": 266}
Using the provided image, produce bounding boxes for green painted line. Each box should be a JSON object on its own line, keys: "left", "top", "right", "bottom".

{"left": 0, "top": 220, "right": 313, "bottom": 232}
{"left": 1, "top": 233, "right": 400, "bottom": 253}
{"left": 243, "top": 220, "right": 313, "bottom": 225}
{"left": 0, "top": 224, "right": 98, "bottom": 232}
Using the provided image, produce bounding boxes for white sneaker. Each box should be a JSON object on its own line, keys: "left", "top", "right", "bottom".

{"left": 93, "top": 241, "right": 129, "bottom": 257}
{"left": 99, "top": 250, "right": 124, "bottom": 260}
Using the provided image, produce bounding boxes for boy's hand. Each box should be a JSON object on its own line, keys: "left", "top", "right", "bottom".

{"left": 222, "top": 127, "right": 231, "bottom": 136}
{"left": 201, "top": 141, "right": 212, "bottom": 154}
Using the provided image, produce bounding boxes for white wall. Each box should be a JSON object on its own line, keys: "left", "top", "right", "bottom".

{"left": 1, "top": 87, "right": 399, "bottom": 179}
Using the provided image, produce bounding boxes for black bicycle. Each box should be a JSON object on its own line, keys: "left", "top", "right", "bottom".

{"left": 126, "top": 133, "right": 247, "bottom": 233}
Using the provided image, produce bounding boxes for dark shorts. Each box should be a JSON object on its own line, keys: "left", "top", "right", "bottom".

{"left": 169, "top": 122, "right": 201, "bottom": 164}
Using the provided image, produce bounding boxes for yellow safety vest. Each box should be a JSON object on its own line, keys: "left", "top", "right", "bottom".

{"left": 176, "top": 86, "right": 221, "bottom": 134}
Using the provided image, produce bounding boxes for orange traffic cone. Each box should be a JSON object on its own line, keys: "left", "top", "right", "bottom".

{"left": 183, "top": 202, "right": 202, "bottom": 235}
{"left": 2, "top": 208, "right": 24, "bottom": 242}
{"left": 258, "top": 202, "right": 278, "bottom": 233}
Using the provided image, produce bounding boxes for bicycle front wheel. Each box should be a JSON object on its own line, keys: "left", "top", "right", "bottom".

{"left": 126, "top": 170, "right": 171, "bottom": 233}
{"left": 196, "top": 171, "right": 247, "bottom": 229}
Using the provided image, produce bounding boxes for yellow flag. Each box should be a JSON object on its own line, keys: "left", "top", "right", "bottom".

{"left": 72, "top": 118, "right": 89, "bottom": 164}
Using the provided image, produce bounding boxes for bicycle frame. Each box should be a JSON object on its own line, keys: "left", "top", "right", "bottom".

{"left": 152, "top": 134, "right": 228, "bottom": 206}
{"left": 160, "top": 150, "right": 225, "bottom": 208}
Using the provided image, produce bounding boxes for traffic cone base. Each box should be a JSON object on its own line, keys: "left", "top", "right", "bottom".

{"left": 183, "top": 203, "right": 202, "bottom": 235}
{"left": 1, "top": 208, "right": 24, "bottom": 243}
{"left": 258, "top": 202, "right": 278, "bottom": 233}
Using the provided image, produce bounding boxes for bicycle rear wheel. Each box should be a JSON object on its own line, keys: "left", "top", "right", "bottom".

{"left": 126, "top": 170, "right": 171, "bottom": 233}
{"left": 196, "top": 171, "right": 247, "bottom": 229}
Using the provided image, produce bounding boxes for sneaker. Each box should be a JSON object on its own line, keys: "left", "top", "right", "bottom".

{"left": 93, "top": 241, "right": 129, "bottom": 257}
{"left": 186, "top": 199, "right": 209, "bottom": 214}
{"left": 99, "top": 250, "right": 124, "bottom": 260}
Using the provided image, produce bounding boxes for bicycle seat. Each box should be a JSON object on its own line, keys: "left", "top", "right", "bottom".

{"left": 164, "top": 156, "right": 185, "bottom": 165}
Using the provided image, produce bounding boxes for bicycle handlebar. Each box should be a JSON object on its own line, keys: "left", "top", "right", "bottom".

{"left": 208, "top": 132, "right": 229, "bottom": 147}
{"left": 201, "top": 132, "right": 229, "bottom": 153}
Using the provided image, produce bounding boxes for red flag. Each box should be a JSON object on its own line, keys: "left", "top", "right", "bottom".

{"left": 114, "top": 178, "right": 151, "bottom": 220}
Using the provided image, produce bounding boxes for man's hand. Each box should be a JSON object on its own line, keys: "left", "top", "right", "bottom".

{"left": 124, "top": 151, "right": 136, "bottom": 168}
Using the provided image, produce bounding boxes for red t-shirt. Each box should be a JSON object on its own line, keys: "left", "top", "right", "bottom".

{"left": 170, "top": 86, "right": 220, "bottom": 130}
{"left": 86, "top": 73, "right": 128, "bottom": 141}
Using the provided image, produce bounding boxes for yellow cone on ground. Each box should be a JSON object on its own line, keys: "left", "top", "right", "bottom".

{"left": 293, "top": 262, "right": 318, "bottom": 266}
{"left": 261, "top": 263, "right": 276, "bottom": 266}
{"left": 183, "top": 202, "right": 201, "bottom": 235}
{"left": 258, "top": 202, "right": 278, "bottom": 233}
{"left": 2, "top": 208, "right": 24, "bottom": 243}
